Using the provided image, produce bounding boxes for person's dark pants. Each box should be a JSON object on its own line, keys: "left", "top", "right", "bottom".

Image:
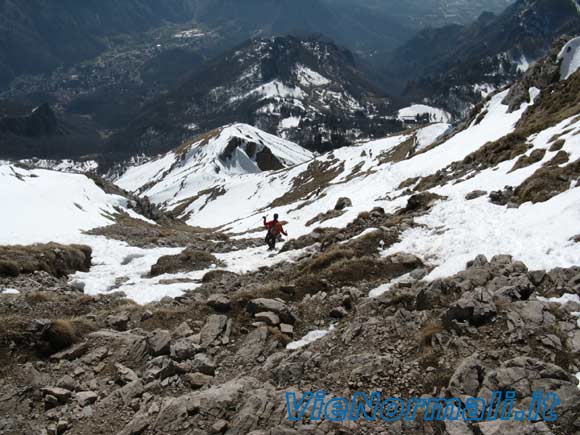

{"left": 265, "top": 233, "right": 276, "bottom": 250}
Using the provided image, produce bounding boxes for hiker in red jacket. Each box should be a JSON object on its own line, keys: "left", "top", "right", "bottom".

{"left": 263, "top": 214, "right": 287, "bottom": 251}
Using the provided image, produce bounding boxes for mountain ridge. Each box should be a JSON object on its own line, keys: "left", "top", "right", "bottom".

{"left": 104, "top": 35, "right": 402, "bottom": 162}
{"left": 380, "top": 0, "right": 580, "bottom": 117}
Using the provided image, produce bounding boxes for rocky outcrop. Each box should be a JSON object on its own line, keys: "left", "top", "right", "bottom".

{"left": 0, "top": 243, "right": 92, "bottom": 278}
{"left": 150, "top": 248, "right": 223, "bottom": 277}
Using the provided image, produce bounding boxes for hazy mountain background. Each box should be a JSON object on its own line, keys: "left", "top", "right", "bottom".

{"left": 323, "top": 0, "right": 516, "bottom": 27}
{"left": 0, "top": 0, "right": 518, "bottom": 90}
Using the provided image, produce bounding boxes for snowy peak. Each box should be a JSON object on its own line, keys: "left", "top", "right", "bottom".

{"left": 176, "top": 123, "right": 314, "bottom": 173}
{"left": 116, "top": 124, "right": 313, "bottom": 211}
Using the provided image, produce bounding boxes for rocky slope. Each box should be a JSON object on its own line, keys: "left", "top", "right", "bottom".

{"left": 105, "top": 35, "right": 400, "bottom": 160}
{"left": 0, "top": 202, "right": 579, "bottom": 434}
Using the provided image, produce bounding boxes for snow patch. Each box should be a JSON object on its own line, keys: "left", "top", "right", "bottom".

{"left": 516, "top": 55, "right": 530, "bottom": 72}
{"left": 558, "top": 37, "right": 580, "bottom": 80}
{"left": 1, "top": 289, "right": 20, "bottom": 295}
{"left": 537, "top": 294, "right": 580, "bottom": 305}
{"left": 294, "top": 64, "right": 331, "bottom": 87}
{"left": 231, "top": 80, "right": 306, "bottom": 104}
{"left": 369, "top": 274, "right": 413, "bottom": 298}
{"left": 286, "top": 326, "right": 335, "bottom": 350}
{"left": 415, "top": 123, "right": 450, "bottom": 151}
{"left": 174, "top": 29, "right": 205, "bottom": 39}
{"left": 279, "top": 117, "right": 301, "bottom": 129}
{"left": 0, "top": 165, "right": 127, "bottom": 245}
{"left": 572, "top": 312, "right": 580, "bottom": 329}
{"left": 528, "top": 87, "right": 541, "bottom": 104}
{"left": 473, "top": 84, "right": 495, "bottom": 98}
{"left": 398, "top": 104, "right": 451, "bottom": 123}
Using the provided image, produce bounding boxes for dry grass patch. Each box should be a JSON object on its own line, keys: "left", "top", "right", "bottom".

{"left": 549, "top": 139, "right": 565, "bottom": 152}
{"left": 345, "top": 229, "right": 398, "bottom": 256}
{"left": 416, "top": 321, "right": 444, "bottom": 347}
{"left": 269, "top": 327, "right": 292, "bottom": 347}
{"left": 305, "top": 209, "right": 345, "bottom": 227}
{"left": 301, "top": 246, "right": 356, "bottom": 275}
{"left": 42, "top": 318, "right": 96, "bottom": 352}
{"left": 0, "top": 315, "right": 31, "bottom": 345}
{"left": 0, "top": 243, "right": 92, "bottom": 278}
{"left": 270, "top": 159, "right": 344, "bottom": 208}
{"left": 150, "top": 248, "right": 223, "bottom": 277}
{"left": 24, "top": 292, "right": 58, "bottom": 304}
{"left": 513, "top": 159, "right": 579, "bottom": 204}
{"left": 509, "top": 148, "right": 546, "bottom": 172}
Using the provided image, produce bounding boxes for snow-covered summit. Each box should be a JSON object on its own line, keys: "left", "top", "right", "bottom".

{"left": 116, "top": 123, "right": 314, "bottom": 210}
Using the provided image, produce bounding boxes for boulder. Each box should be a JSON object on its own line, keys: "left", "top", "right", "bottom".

{"left": 479, "top": 357, "right": 580, "bottom": 428}
{"left": 207, "top": 294, "right": 232, "bottom": 312}
{"left": 280, "top": 324, "right": 294, "bottom": 336}
{"left": 116, "top": 411, "right": 151, "bottom": 435}
{"left": 246, "top": 299, "right": 297, "bottom": 324}
{"left": 465, "top": 190, "right": 487, "bottom": 200}
{"left": 50, "top": 341, "right": 89, "bottom": 361}
{"left": 448, "top": 355, "right": 485, "bottom": 396}
{"left": 191, "top": 353, "right": 216, "bottom": 376}
{"left": 117, "top": 380, "right": 144, "bottom": 405}
{"left": 154, "top": 395, "right": 200, "bottom": 432}
{"left": 416, "top": 279, "right": 450, "bottom": 310}
{"left": 404, "top": 192, "right": 446, "bottom": 212}
{"left": 454, "top": 267, "right": 493, "bottom": 289}
{"left": 81, "top": 346, "right": 108, "bottom": 365}
{"left": 466, "top": 255, "right": 488, "bottom": 268}
{"left": 185, "top": 372, "right": 213, "bottom": 389}
{"left": 236, "top": 327, "right": 270, "bottom": 362}
{"left": 330, "top": 306, "right": 348, "bottom": 319}
{"left": 211, "top": 420, "right": 228, "bottom": 434}
{"left": 493, "top": 284, "right": 535, "bottom": 304}
{"left": 476, "top": 420, "right": 554, "bottom": 435}
{"left": 445, "top": 288, "right": 496, "bottom": 327}
{"left": 41, "top": 387, "right": 71, "bottom": 403}
{"left": 334, "top": 197, "right": 352, "bottom": 211}
{"left": 200, "top": 315, "right": 228, "bottom": 346}
{"left": 56, "top": 375, "right": 76, "bottom": 391}
{"left": 106, "top": 313, "right": 129, "bottom": 331}
{"left": 115, "top": 363, "right": 139, "bottom": 384}
{"left": 147, "top": 330, "right": 171, "bottom": 356}
{"left": 506, "top": 301, "right": 556, "bottom": 330}
{"left": 254, "top": 312, "right": 280, "bottom": 326}
{"left": 172, "top": 321, "right": 193, "bottom": 339}
{"left": 76, "top": 391, "right": 98, "bottom": 407}
{"left": 170, "top": 337, "right": 202, "bottom": 361}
